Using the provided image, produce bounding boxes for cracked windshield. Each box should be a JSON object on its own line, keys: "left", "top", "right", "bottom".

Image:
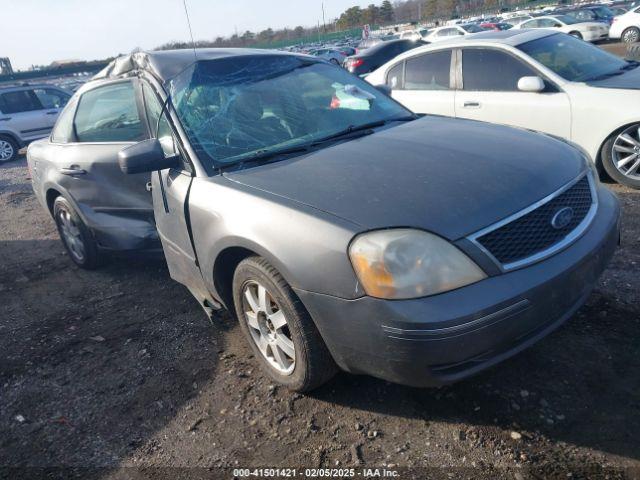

{"left": 168, "top": 55, "right": 409, "bottom": 167}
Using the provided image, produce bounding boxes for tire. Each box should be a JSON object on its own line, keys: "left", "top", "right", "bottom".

{"left": 0, "top": 135, "right": 18, "bottom": 163}
{"left": 232, "top": 256, "right": 337, "bottom": 392}
{"left": 569, "top": 31, "right": 583, "bottom": 40}
{"left": 622, "top": 27, "right": 640, "bottom": 44}
{"left": 53, "top": 196, "right": 102, "bottom": 269}
{"left": 600, "top": 124, "right": 640, "bottom": 189}
{"left": 628, "top": 42, "right": 640, "bottom": 61}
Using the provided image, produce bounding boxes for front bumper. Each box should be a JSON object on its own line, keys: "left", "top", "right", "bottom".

{"left": 295, "top": 186, "right": 620, "bottom": 387}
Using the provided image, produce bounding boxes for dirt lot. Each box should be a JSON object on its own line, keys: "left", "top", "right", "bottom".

{"left": 1, "top": 149, "right": 639, "bottom": 480}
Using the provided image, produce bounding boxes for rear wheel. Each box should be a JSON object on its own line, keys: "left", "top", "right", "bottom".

{"left": 53, "top": 196, "right": 101, "bottom": 268}
{"left": 601, "top": 124, "right": 640, "bottom": 189}
{"left": 622, "top": 27, "right": 640, "bottom": 44}
{"left": 569, "top": 31, "right": 583, "bottom": 40}
{"left": 0, "top": 135, "right": 18, "bottom": 163}
{"left": 232, "top": 256, "right": 337, "bottom": 392}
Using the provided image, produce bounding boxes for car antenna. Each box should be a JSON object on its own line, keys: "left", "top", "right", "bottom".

{"left": 182, "top": 0, "right": 198, "bottom": 61}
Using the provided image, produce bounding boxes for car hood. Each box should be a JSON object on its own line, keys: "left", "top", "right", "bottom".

{"left": 224, "top": 116, "right": 586, "bottom": 240}
{"left": 587, "top": 65, "right": 640, "bottom": 89}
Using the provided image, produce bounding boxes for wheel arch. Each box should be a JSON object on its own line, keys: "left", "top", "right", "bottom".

{"left": 596, "top": 120, "right": 640, "bottom": 168}
{"left": 0, "top": 131, "right": 22, "bottom": 147}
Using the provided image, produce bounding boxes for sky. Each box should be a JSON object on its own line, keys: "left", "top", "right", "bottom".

{"left": 3, "top": 0, "right": 376, "bottom": 71}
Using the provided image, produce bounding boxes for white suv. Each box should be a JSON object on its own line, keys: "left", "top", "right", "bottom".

{"left": 609, "top": 5, "right": 640, "bottom": 43}
{"left": 0, "top": 84, "right": 70, "bottom": 162}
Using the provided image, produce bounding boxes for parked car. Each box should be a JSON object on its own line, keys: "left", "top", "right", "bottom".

{"left": 422, "top": 24, "right": 487, "bottom": 42}
{"left": 365, "top": 29, "right": 640, "bottom": 188}
{"left": 29, "top": 49, "right": 621, "bottom": 392}
{"left": 308, "top": 48, "right": 347, "bottom": 65}
{"left": 344, "top": 39, "right": 426, "bottom": 76}
{"left": 609, "top": 4, "right": 640, "bottom": 42}
{"left": 502, "top": 15, "right": 535, "bottom": 26}
{"left": 0, "top": 84, "right": 71, "bottom": 162}
{"left": 512, "top": 15, "right": 610, "bottom": 42}
{"left": 558, "top": 5, "right": 616, "bottom": 25}
{"left": 480, "top": 22, "right": 514, "bottom": 30}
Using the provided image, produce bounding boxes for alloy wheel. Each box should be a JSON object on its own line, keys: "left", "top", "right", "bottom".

{"left": 242, "top": 280, "right": 295, "bottom": 375}
{"left": 612, "top": 125, "right": 640, "bottom": 181}
{"left": 623, "top": 28, "right": 640, "bottom": 43}
{"left": 57, "top": 208, "right": 86, "bottom": 262}
{"left": 0, "top": 140, "right": 14, "bottom": 162}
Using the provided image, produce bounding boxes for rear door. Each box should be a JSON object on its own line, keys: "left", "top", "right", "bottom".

{"left": 389, "top": 49, "right": 456, "bottom": 117}
{"left": 49, "top": 79, "right": 155, "bottom": 248}
{"left": 0, "top": 89, "right": 48, "bottom": 142}
{"left": 454, "top": 48, "right": 571, "bottom": 138}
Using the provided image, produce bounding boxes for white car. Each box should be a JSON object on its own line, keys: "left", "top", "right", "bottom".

{"left": 512, "top": 15, "right": 609, "bottom": 42}
{"left": 502, "top": 15, "right": 534, "bottom": 26}
{"left": 366, "top": 30, "right": 640, "bottom": 188}
{"left": 422, "top": 24, "right": 487, "bottom": 42}
{"left": 609, "top": 4, "right": 640, "bottom": 43}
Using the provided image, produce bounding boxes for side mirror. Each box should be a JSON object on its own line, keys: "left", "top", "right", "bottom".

{"left": 375, "top": 84, "right": 393, "bottom": 95}
{"left": 517, "top": 76, "right": 545, "bottom": 93}
{"left": 118, "top": 139, "right": 180, "bottom": 174}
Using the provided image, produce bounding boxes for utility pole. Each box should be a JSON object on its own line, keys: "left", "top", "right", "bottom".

{"left": 322, "top": 3, "right": 327, "bottom": 34}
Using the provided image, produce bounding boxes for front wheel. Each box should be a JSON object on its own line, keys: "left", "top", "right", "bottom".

{"left": 601, "top": 124, "right": 640, "bottom": 189}
{"left": 53, "top": 196, "right": 102, "bottom": 268}
{"left": 622, "top": 27, "right": 640, "bottom": 44}
{"left": 232, "top": 256, "right": 337, "bottom": 392}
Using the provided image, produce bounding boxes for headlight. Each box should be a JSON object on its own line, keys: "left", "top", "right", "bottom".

{"left": 349, "top": 229, "right": 487, "bottom": 299}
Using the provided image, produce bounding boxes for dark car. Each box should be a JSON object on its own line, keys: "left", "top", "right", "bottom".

{"left": 29, "top": 49, "right": 619, "bottom": 392}
{"left": 558, "top": 5, "right": 616, "bottom": 24}
{"left": 345, "top": 39, "right": 426, "bottom": 76}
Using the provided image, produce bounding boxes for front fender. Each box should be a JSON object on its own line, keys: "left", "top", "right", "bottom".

{"left": 188, "top": 176, "right": 365, "bottom": 301}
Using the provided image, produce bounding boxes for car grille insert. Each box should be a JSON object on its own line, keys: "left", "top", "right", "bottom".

{"left": 473, "top": 174, "right": 595, "bottom": 269}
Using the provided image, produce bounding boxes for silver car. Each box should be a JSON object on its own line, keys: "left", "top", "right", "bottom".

{"left": 29, "top": 49, "right": 620, "bottom": 392}
{"left": 0, "top": 84, "right": 70, "bottom": 162}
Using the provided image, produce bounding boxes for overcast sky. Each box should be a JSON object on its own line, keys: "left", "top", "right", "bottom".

{"left": 4, "top": 0, "right": 375, "bottom": 70}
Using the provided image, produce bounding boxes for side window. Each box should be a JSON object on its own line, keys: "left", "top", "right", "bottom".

{"left": 142, "top": 83, "right": 177, "bottom": 157}
{"left": 521, "top": 19, "right": 538, "bottom": 28}
{"left": 33, "top": 89, "right": 70, "bottom": 109}
{"left": 386, "top": 62, "right": 404, "bottom": 89}
{"left": 463, "top": 49, "right": 537, "bottom": 91}
{"left": 0, "top": 90, "right": 41, "bottom": 114}
{"left": 51, "top": 97, "right": 78, "bottom": 143}
{"left": 538, "top": 19, "right": 559, "bottom": 27}
{"left": 74, "top": 82, "right": 145, "bottom": 143}
{"left": 404, "top": 51, "right": 451, "bottom": 90}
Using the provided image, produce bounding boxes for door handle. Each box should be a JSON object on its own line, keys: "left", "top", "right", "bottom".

{"left": 46, "top": 111, "right": 59, "bottom": 115}
{"left": 60, "top": 167, "right": 86, "bottom": 176}
{"left": 463, "top": 101, "right": 481, "bottom": 108}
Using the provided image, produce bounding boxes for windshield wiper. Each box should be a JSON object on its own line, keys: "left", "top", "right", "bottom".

{"left": 223, "top": 144, "right": 312, "bottom": 171}
{"left": 311, "top": 116, "right": 416, "bottom": 146}
{"left": 584, "top": 61, "right": 640, "bottom": 81}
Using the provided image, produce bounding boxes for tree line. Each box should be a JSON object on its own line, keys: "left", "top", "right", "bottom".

{"left": 156, "top": 0, "right": 521, "bottom": 51}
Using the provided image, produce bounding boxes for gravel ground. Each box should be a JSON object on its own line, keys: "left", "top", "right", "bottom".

{"left": 1, "top": 145, "right": 639, "bottom": 480}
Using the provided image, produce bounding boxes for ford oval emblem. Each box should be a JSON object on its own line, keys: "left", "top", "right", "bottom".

{"left": 551, "top": 207, "right": 574, "bottom": 230}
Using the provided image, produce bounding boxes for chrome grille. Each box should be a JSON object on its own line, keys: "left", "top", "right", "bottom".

{"left": 471, "top": 174, "right": 596, "bottom": 270}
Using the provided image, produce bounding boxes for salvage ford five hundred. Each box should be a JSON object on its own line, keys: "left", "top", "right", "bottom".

{"left": 27, "top": 49, "right": 620, "bottom": 391}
